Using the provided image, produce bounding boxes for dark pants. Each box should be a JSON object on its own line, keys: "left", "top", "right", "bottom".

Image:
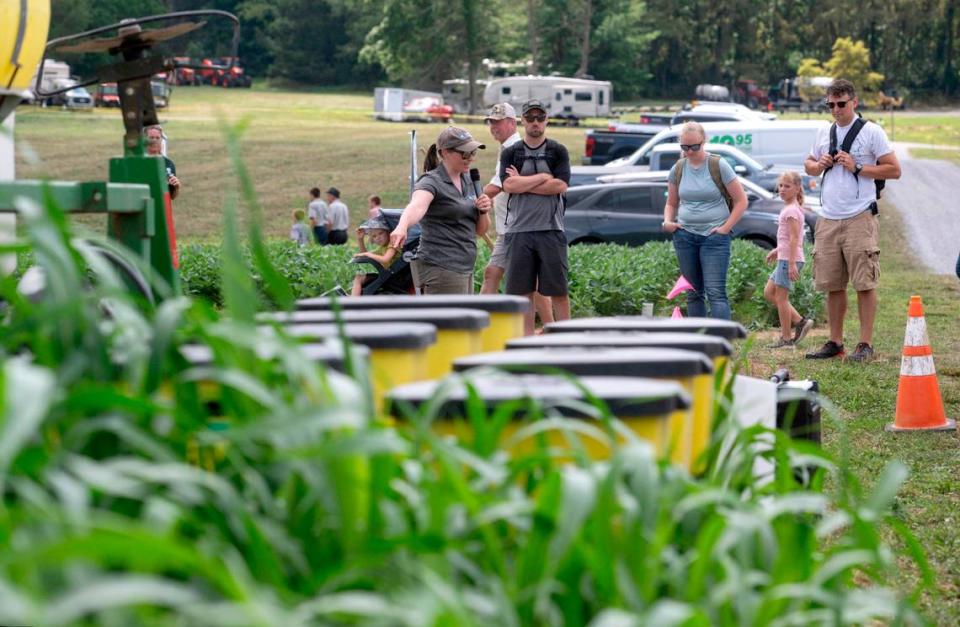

{"left": 956, "top": 249, "right": 960, "bottom": 279}
{"left": 328, "top": 229, "right": 348, "bottom": 245}
{"left": 312, "top": 225, "right": 328, "bottom": 245}
{"left": 673, "top": 228, "right": 732, "bottom": 319}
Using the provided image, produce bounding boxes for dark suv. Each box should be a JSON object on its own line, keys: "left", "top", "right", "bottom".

{"left": 564, "top": 181, "right": 809, "bottom": 250}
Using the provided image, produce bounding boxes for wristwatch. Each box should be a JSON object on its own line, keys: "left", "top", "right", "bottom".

{"left": 853, "top": 161, "right": 863, "bottom": 176}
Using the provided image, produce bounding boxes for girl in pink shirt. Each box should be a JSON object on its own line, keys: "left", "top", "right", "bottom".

{"left": 764, "top": 171, "right": 814, "bottom": 348}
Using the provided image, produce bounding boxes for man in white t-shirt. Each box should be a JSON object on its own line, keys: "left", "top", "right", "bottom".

{"left": 325, "top": 187, "right": 350, "bottom": 245}
{"left": 479, "top": 102, "right": 554, "bottom": 327}
{"left": 803, "top": 79, "right": 901, "bottom": 363}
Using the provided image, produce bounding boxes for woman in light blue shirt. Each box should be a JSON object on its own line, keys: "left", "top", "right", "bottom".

{"left": 662, "top": 122, "right": 748, "bottom": 319}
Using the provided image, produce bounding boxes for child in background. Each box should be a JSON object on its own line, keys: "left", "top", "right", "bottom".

{"left": 351, "top": 216, "right": 399, "bottom": 296}
{"left": 289, "top": 208, "right": 311, "bottom": 247}
{"left": 367, "top": 195, "right": 383, "bottom": 219}
{"left": 764, "top": 171, "right": 814, "bottom": 348}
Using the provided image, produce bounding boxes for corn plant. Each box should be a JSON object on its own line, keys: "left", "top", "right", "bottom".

{"left": 0, "top": 125, "right": 924, "bottom": 626}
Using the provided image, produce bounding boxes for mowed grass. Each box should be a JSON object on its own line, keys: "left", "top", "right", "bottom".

{"left": 910, "top": 147, "right": 960, "bottom": 164}
{"left": 12, "top": 87, "right": 586, "bottom": 240}
{"left": 746, "top": 202, "right": 960, "bottom": 623}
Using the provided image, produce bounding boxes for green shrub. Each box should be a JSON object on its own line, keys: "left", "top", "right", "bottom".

{"left": 179, "top": 239, "right": 824, "bottom": 327}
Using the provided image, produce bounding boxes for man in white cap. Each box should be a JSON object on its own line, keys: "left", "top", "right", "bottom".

{"left": 480, "top": 102, "right": 554, "bottom": 325}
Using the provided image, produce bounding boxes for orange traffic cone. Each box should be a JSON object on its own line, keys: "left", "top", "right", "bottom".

{"left": 886, "top": 296, "right": 956, "bottom": 432}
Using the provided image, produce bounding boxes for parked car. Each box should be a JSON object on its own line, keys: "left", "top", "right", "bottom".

{"left": 672, "top": 102, "right": 776, "bottom": 125}
{"left": 645, "top": 143, "right": 820, "bottom": 197}
{"left": 594, "top": 171, "right": 819, "bottom": 242}
{"left": 582, "top": 124, "right": 661, "bottom": 165}
{"left": 53, "top": 86, "right": 93, "bottom": 110}
{"left": 564, "top": 179, "right": 811, "bottom": 250}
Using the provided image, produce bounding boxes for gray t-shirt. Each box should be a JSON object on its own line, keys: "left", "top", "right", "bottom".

{"left": 328, "top": 199, "right": 349, "bottom": 230}
{"left": 505, "top": 142, "right": 564, "bottom": 233}
{"left": 668, "top": 156, "right": 736, "bottom": 236}
{"left": 307, "top": 199, "right": 328, "bottom": 226}
{"left": 413, "top": 166, "right": 479, "bottom": 274}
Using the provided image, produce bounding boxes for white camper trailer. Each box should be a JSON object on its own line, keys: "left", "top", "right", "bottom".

{"left": 482, "top": 76, "right": 612, "bottom": 122}
{"left": 31, "top": 59, "right": 71, "bottom": 103}
{"left": 373, "top": 87, "right": 445, "bottom": 122}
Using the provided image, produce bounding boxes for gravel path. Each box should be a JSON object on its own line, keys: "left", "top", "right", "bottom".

{"left": 883, "top": 142, "right": 960, "bottom": 275}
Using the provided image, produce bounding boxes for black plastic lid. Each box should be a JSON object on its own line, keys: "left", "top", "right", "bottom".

{"left": 506, "top": 331, "right": 733, "bottom": 359}
{"left": 386, "top": 373, "right": 691, "bottom": 419}
{"left": 296, "top": 294, "right": 529, "bottom": 314}
{"left": 281, "top": 322, "right": 437, "bottom": 350}
{"left": 179, "top": 340, "right": 367, "bottom": 372}
{"left": 260, "top": 307, "right": 490, "bottom": 331}
{"left": 545, "top": 316, "right": 748, "bottom": 340}
{"left": 453, "top": 347, "right": 713, "bottom": 377}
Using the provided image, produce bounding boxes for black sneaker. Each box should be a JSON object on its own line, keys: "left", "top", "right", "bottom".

{"left": 792, "top": 317, "right": 814, "bottom": 344}
{"left": 805, "top": 340, "right": 844, "bottom": 360}
{"left": 847, "top": 342, "right": 875, "bottom": 363}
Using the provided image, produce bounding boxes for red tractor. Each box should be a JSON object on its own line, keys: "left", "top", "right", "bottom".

{"left": 198, "top": 57, "right": 252, "bottom": 88}
{"left": 167, "top": 57, "right": 198, "bottom": 86}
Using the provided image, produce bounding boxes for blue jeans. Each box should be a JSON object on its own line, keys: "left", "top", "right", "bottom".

{"left": 672, "top": 228, "right": 732, "bottom": 319}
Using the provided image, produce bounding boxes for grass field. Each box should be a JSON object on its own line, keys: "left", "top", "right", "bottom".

{"left": 12, "top": 88, "right": 960, "bottom": 622}
{"left": 12, "top": 87, "right": 588, "bottom": 240}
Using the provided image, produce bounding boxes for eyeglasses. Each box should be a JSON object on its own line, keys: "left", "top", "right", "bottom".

{"left": 524, "top": 114, "right": 547, "bottom": 123}
{"left": 679, "top": 143, "right": 702, "bottom": 152}
{"left": 825, "top": 100, "right": 851, "bottom": 109}
{"left": 455, "top": 149, "right": 478, "bottom": 160}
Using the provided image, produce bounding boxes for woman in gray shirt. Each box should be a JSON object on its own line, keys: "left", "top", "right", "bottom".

{"left": 390, "top": 127, "right": 492, "bottom": 294}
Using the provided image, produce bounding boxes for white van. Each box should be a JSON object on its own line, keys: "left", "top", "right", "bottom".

{"left": 606, "top": 120, "right": 828, "bottom": 168}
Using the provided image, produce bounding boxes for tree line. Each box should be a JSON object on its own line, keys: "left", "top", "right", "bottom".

{"left": 49, "top": 0, "right": 960, "bottom": 101}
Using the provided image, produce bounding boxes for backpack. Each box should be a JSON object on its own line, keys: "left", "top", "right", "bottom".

{"left": 674, "top": 154, "right": 733, "bottom": 211}
{"left": 823, "top": 116, "right": 885, "bottom": 213}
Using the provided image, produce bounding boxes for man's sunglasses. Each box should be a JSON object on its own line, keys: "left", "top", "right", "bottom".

{"left": 679, "top": 143, "right": 702, "bottom": 152}
{"left": 825, "top": 100, "right": 852, "bottom": 109}
{"left": 524, "top": 114, "right": 547, "bottom": 123}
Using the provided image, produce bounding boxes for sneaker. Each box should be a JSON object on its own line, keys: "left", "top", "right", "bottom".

{"left": 768, "top": 338, "right": 796, "bottom": 349}
{"left": 847, "top": 342, "right": 875, "bottom": 363}
{"left": 792, "top": 317, "right": 814, "bottom": 344}
{"left": 805, "top": 340, "right": 845, "bottom": 360}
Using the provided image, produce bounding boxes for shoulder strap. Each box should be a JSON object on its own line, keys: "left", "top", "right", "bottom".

{"left": 840, "top": 117, "right": 867, "bottom": 154}
{"left": 708, "top": 155, "right": 734, "bottom": 212}
{"left": 673, "top": 158, "right": 686, "bottom": 188}
{"left": 829, "top": 123, "right": 838, "bottom": 154}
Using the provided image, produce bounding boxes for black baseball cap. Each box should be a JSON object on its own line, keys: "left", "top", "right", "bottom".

{"left": 522, "top": 99, "right": 547, "bottom": 116}
{"left": 325, "top": 187, "right": 340, "bottom": 197}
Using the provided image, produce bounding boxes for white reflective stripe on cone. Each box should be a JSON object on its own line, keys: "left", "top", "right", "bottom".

{"left": 903, "top": 317, "right": 930, "bottom": 348}
{"left": 901, "top": 355, "right": 936, "bottom": 377}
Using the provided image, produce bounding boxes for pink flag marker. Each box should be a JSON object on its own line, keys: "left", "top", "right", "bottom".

{"left": 666, "top": 275, "right": 694, "bottom": 300}
{"left": 671, "top": 306, "right": 684, "bottom": 319}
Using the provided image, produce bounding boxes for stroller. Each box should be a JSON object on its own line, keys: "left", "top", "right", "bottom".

{"left": 351, "top": 209, "right": 421, "bottom": 295}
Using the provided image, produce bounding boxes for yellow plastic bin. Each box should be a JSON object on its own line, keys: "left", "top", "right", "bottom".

{"left": 294, "top": 294, "right": 528, "bottom": 352}
{"left": 261, "top": 308, "right": 488, "bottom": 378}
{"left": 545, "top": 316, "right": 748, "bottom": 341}
{"left": 281, "top": 322, "right": 436, "bottom": 403}
{"left": 507, "top": 331, "right": 733, "bottom": 383}
{"left": 452, "top": 348, "right": 713, "bottom": 471}
{"left": 386, "top": 373, "right": 690, "bottom": 461}
{"left": 178, "top": 340, "right": 369, "bottom": 469}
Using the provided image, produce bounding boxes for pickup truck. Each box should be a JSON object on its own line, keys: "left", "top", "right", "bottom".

{"left": 582, "top": 124, "right": 662, "bottom": 165}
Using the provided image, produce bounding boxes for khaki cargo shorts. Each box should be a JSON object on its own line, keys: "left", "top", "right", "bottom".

{"left": 812, "top": 210, "right": 880, "bottom": 292}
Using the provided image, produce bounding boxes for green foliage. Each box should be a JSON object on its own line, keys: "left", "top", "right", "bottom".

{"left": 181, "top": 239, "right": 824, "bottom": 328}
{"left": 825, "top": 37, "right": 885, "bottom": 96}
{"left": 0, "top": 144, "right": 925, "bottom": 625}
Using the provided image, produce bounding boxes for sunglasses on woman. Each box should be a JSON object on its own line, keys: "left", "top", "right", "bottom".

{"left": 455, "top": 149, "right": 478, "bottom": 160}
{"left": 679, "top": 143, "right": 702, "bottom": 152}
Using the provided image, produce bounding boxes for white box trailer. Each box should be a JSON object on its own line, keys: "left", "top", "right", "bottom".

{"left": 373, "top": 87, "right": 444, "bottom": 122}
{"left": 483, "top": 75, "right": 612, "bottom": 121}
{"left": 30, "top": 59, "right": 71, "bottom": 102}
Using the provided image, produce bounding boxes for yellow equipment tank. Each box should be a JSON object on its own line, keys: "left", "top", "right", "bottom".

{"left": 0, "top": 0, "right": 51, "bottom": 123}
